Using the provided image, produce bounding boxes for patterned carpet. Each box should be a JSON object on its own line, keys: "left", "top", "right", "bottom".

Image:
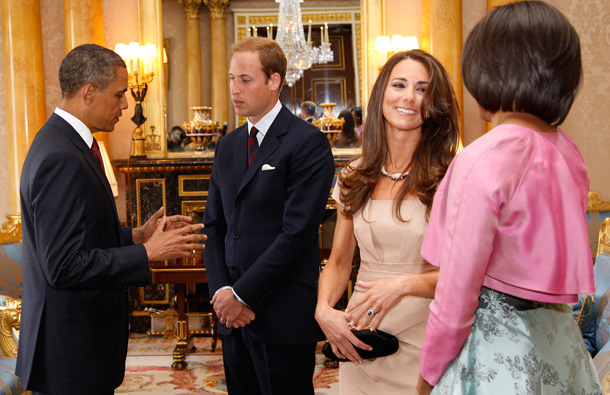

{"left": 117, "top": 334, "right": 339, "bottom": 394}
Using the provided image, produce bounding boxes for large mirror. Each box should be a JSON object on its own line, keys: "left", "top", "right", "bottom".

{"left": 138, "top": 0, "right": 362, "bottom": 157}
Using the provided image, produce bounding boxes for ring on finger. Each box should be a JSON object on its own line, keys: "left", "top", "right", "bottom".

{"left": 367, "top": 309, "right": 375, "bottom": 317}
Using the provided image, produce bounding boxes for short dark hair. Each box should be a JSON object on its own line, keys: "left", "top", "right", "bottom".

{"left": 232, "top": 37, "right": 287, "bottom": 88}
{"left": 462, "top": 1, "right": 581, "bottom": 126}
{"left": 301, "top": 101, "right": 316, "bottom": 117}
{"left": 171, "top": 125, "right": 185, "bottom": 137}
{"left": 59, "top": 44, "right": 126, "bottom": 99}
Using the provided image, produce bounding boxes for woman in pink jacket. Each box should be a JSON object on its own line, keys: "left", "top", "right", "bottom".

{"left": 417, "top": 1, "right": 602, "bottom": 394}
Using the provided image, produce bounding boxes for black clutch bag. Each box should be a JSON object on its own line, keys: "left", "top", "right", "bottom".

{"left": 322, "top": 328, "right": 399, "bottom": 362}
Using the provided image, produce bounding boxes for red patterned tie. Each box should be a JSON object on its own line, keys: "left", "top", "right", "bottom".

{"left": 248, "top": 126, "right": 259, "bottom": 166}
{"left": 91, "top": 138, "right": 105, "bottom": 172}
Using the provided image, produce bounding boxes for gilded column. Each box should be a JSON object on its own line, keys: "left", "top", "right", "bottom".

{"left": 204, "top": 0, "right": 230, "bottom": 125}
{"left": 422, "top": 0, "right": 463, "bottom": 139}
{"left": 63, "top": 0, "right": 107, "bottom": 146}
{"left": 180, "top": 0, "right": 203, "bottom": 119}
{"left": 1, "top": 0, "right": 46, "bottom": 242}
{"left": 360, "top": 0, "right": 385, "bottom": 112}
{"left": 63, "top": 0, "right": 104, "bottom": 53}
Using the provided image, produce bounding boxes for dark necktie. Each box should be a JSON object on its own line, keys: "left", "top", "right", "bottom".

{"left": 248, "top": 126, "right": 259, "bottom": 166}
{"left": 91, "top": 137, "right": 105, "bottom": 172}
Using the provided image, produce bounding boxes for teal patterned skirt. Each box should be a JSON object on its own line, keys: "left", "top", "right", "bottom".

{"left": 432, "top": 287, "right": 602, "bottom": 395}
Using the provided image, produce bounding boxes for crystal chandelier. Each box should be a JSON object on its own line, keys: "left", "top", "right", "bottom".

{"left": 274, "top": 0, "right": 334, "bottom": 87}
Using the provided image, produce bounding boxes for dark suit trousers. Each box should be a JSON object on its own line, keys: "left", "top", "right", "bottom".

{"left": 222, "top": 327, "right": 317, "bottom": 395}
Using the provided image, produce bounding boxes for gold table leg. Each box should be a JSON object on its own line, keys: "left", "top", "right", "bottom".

{"left": 171, "top": 283, "right": 196, "bottom": 370}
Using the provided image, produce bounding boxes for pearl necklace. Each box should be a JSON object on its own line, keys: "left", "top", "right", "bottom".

{"left": 380, "top": 166, "right": 409, "bottom": 181}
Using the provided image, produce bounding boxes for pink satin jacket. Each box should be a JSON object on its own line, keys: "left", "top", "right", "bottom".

{"left": 419, "top": 124, "right": 595, "bottom": 385}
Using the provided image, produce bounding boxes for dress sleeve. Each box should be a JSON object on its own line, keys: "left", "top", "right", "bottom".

{"left": 419, "top": 148, "right": 507, "bottom": 385}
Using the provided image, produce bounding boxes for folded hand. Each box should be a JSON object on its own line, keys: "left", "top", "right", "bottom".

{"left": 315, "top": 305, "right": 371, "bottom": 364}
{"left": 212, "top": 289, "right": 256, "bottom": 328}
{"left": 231, "top": 306, "right": 256, "bottom": 328}
{"left": 346, "top": 277, "right": 406, "bottom": 330}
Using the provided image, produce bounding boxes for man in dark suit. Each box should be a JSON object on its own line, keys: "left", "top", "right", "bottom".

{"left": 300, "top": 100, "right": 317, "bottom": 123}
{"left": 16, "top": 44, "right": 206, "bottom": 395}
{"left": 203, "top": 37, "right": 335, "bottom": 395}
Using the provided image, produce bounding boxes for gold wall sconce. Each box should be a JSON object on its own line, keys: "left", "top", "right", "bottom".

{"left": 374, "top": 34, "right": 419, "bottom": 69}
{"left": 114, "top": 42, "right": 157, "bottom": 158}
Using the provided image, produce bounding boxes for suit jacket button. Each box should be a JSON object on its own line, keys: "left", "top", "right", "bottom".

{"left": 233, "top": 233, "right": 239, "bottom": 239}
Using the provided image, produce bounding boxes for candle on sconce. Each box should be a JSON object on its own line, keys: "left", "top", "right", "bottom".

{"left": 320, "top": 26, "right": 324, "bottom": 44}
{"left": 253, "top": 27, "right": 257, "bottom": 36}
{"left": 308, "top": 20, "right": 312, "bottom": 43}
{"left": 127, "top": 42, "right": 140, "bottom": 73}
{"left": 325, "top": 23, "right": 329, "bottom": 44}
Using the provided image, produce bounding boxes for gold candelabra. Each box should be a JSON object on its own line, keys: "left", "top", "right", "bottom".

{"left": 114, "top": 42, "right": 157, "bottom": 157}
{"left": 128, "top": 70, "right": 154, "bottom": 157}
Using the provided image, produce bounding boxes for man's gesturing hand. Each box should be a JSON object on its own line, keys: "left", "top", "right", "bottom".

{"left": 143, "top": 216, "right": 206, "bottom": 262}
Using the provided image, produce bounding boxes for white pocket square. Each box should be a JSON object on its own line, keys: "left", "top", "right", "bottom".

{"left": 261, "top": 164, "right": 276, "bottom": 171}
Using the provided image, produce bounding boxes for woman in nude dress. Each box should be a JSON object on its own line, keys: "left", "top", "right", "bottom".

{"left": 315, "top": 50, "right": 459, "bottom": 394}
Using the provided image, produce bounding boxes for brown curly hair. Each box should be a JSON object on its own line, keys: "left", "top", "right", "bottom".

{"left": 339, "top": 50, "right": 459, "bottom": 220}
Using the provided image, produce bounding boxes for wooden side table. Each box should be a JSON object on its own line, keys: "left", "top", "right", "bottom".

{"left": 149, "top": 259, "right": 218, "bottom": 370}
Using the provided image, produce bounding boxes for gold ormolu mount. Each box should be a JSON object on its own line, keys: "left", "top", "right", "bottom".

{"left": 0, "top": 297, "right": 21, "bottom": 358}
{"left": 313, "top": 103, "right": 345, "bottom": 144}
{"left": 0, "top": 214, "right": 21, "bottom": 244}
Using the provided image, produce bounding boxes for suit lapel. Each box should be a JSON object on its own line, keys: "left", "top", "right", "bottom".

{"left": 232, "top": 124, "right": 248, "bottom": 189}
{"left": 48, "top": 114, "right": 119, "bottom": 225}
{"left": 237, "top": 106, "right": 291, "bottom": 194}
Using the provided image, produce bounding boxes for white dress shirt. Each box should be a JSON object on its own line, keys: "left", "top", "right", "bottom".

{"left": 246, "top": 100, "right": 282, "bottom": 145}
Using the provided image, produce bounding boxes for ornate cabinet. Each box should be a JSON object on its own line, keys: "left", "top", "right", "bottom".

{"left": 114, "top": 158, "right": 214, "bottom": 335}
